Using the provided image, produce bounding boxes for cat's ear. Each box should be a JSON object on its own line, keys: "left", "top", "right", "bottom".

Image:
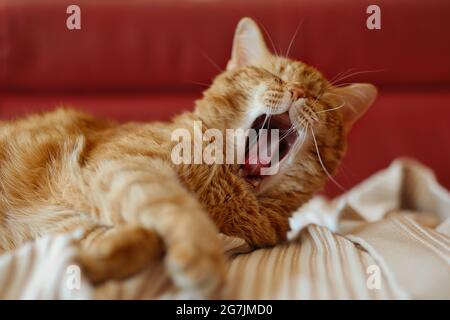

{"left": 227, "top": 17, "right": 270, "bottom": 70}
{"left": 331, "top": 83, "right": 377, "bottom": 129}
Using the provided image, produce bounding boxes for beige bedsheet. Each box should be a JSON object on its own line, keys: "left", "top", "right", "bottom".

{"left": 0, "top": 159, "right": 449, "bottom": 299}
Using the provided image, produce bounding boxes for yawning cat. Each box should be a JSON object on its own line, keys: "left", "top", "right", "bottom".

{"left": 0, "top": 18, "right": 377, "bottom": 296}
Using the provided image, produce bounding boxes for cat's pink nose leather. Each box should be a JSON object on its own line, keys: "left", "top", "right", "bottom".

{"left": 287, "top": 84, "right": 305, "bottom": 101}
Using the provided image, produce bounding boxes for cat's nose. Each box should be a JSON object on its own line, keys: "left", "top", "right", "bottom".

{"left": 287, "top": 84, "right": 305, "bottom": 101}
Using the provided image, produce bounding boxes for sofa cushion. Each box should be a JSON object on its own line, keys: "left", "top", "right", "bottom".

{"left": 1, "top": 0, "right": 450, "bottom": 91}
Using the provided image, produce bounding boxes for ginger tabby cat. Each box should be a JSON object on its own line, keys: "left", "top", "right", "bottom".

{"left": 0, "top": 18, "right": 377, "bottom": 296}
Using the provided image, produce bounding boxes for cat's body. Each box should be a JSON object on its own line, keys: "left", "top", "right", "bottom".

{"left": 0, "top": 18, "right": 376, "bottom": 296}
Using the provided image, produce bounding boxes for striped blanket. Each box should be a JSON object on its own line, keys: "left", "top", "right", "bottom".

{"left": 0, "top": 159, "right": 449, "bottom": 299}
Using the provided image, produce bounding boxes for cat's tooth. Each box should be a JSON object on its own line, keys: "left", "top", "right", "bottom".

{"left": 238, "top": 168, "right": 244, "bottom": 177}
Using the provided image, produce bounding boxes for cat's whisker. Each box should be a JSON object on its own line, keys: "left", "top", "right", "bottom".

{"left": 299, "top": 99, "right": 322, "bottom": 125}
{"left": 248, "top": 113, "right": 271, "bottom": 148}
{"left": 309, "top": 98, "right": 322, "bottom": 117}
{"left": 285, "top": 20, "right": 304, "bottom": 58}
{"left": 200, "top": 51, "right": 223, "bottom": 73}
{"left": 317, "top": 101, "right": 346, "bottom": 114}
{"left": 330, "top": 69, "right": 385, "bottom": 86}
{"left": 321, "top": 92, "right": 346, "bottom": 107}
{"left": 279, "top": 125, "right": 296, "bottom": 139}
{"left": 332, "top": 82, "right": 358, "bottom": 88}
{"left": 266, "top": 109, "right": 273, "bottom": 128}
{"left": 349, "top": 88, "right": 371, "bottom": 101}
{"left": 259, "top": 22, "right": 280, "bottom": 57}
{"left": 190, "top": 81, "right": 211, "bottom": 88}
{"left": 329, "top": 68, "right": 366, "bottom": 86}
{"left": 310, "top": 126, "right": 346, "bottom": 192}
{"left": 258, "top": 113, "right": 270, "bottom": 131}
{"left": 278, "top": 126, "right": 297, "bottom": 143}
{"left": 289, "top": 124, "right": 308, "bottom": 155}
{"left": 322, "top": 92, "right": 344, "bottom": 98}
{"left": 318, "top": 92, "right": 349, "bottom": 117}
{"left": 329, "top": 68, "right": 355, "bottom": 86}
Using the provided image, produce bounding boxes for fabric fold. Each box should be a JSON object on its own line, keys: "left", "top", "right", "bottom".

{"left": 0, "top": 158, "right": 449, "bottom": 299}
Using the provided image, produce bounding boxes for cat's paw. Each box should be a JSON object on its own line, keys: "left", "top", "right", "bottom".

{"left": 166, "top": 241, "right": 225, "bottom": 298}
{"left": 76, "top": 226, "right": 163, "bottom": 284}
{"left": 162, "top": 218, "right": 226, "bottom": 298}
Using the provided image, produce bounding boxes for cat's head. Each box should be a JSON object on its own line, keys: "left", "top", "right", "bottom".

{"left": 192, "top": 18, "right": 377, "bottom": 245}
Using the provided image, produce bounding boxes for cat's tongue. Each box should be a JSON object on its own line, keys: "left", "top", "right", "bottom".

{"left": 243, "top": 134, "right": 280, "bottom": 176}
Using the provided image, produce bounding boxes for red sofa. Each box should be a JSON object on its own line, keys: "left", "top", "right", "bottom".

{"left": 1, "top": 0, "right": 450, "bottom": 196}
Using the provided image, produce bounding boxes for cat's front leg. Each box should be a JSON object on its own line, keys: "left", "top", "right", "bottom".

{"left": 83, "top": 156, "right": 225, "bottom": 296}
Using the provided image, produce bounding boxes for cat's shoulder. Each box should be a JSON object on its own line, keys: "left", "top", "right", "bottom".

{"left": 2, "top": 107, "right": 113, "bottom": 131}
{"left": 0, "top": 107, "right": 116, "bottom": 145}
{"left": 26, "top": 107, "right": 101, "bottom": 126}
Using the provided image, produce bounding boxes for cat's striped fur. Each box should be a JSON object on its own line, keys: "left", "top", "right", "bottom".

{"left": 0, "top": 18, "right": 376, "bottom": 296}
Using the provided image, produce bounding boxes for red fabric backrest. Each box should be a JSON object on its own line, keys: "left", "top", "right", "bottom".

{"left": 1, "top": 0, "right": 450, "bottom": 92}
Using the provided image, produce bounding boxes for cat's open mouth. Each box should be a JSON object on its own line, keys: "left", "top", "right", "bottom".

{"left": 242, "top": 112, "right": 298, "bottom": 188}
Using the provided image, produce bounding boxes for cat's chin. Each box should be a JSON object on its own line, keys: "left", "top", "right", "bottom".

{"left": 240, "top": 112, "right": 299, "bottom": 190}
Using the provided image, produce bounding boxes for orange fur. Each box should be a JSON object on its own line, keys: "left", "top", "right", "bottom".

{"left": 0, "top": 18, "right": 376, "bottom": 296}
